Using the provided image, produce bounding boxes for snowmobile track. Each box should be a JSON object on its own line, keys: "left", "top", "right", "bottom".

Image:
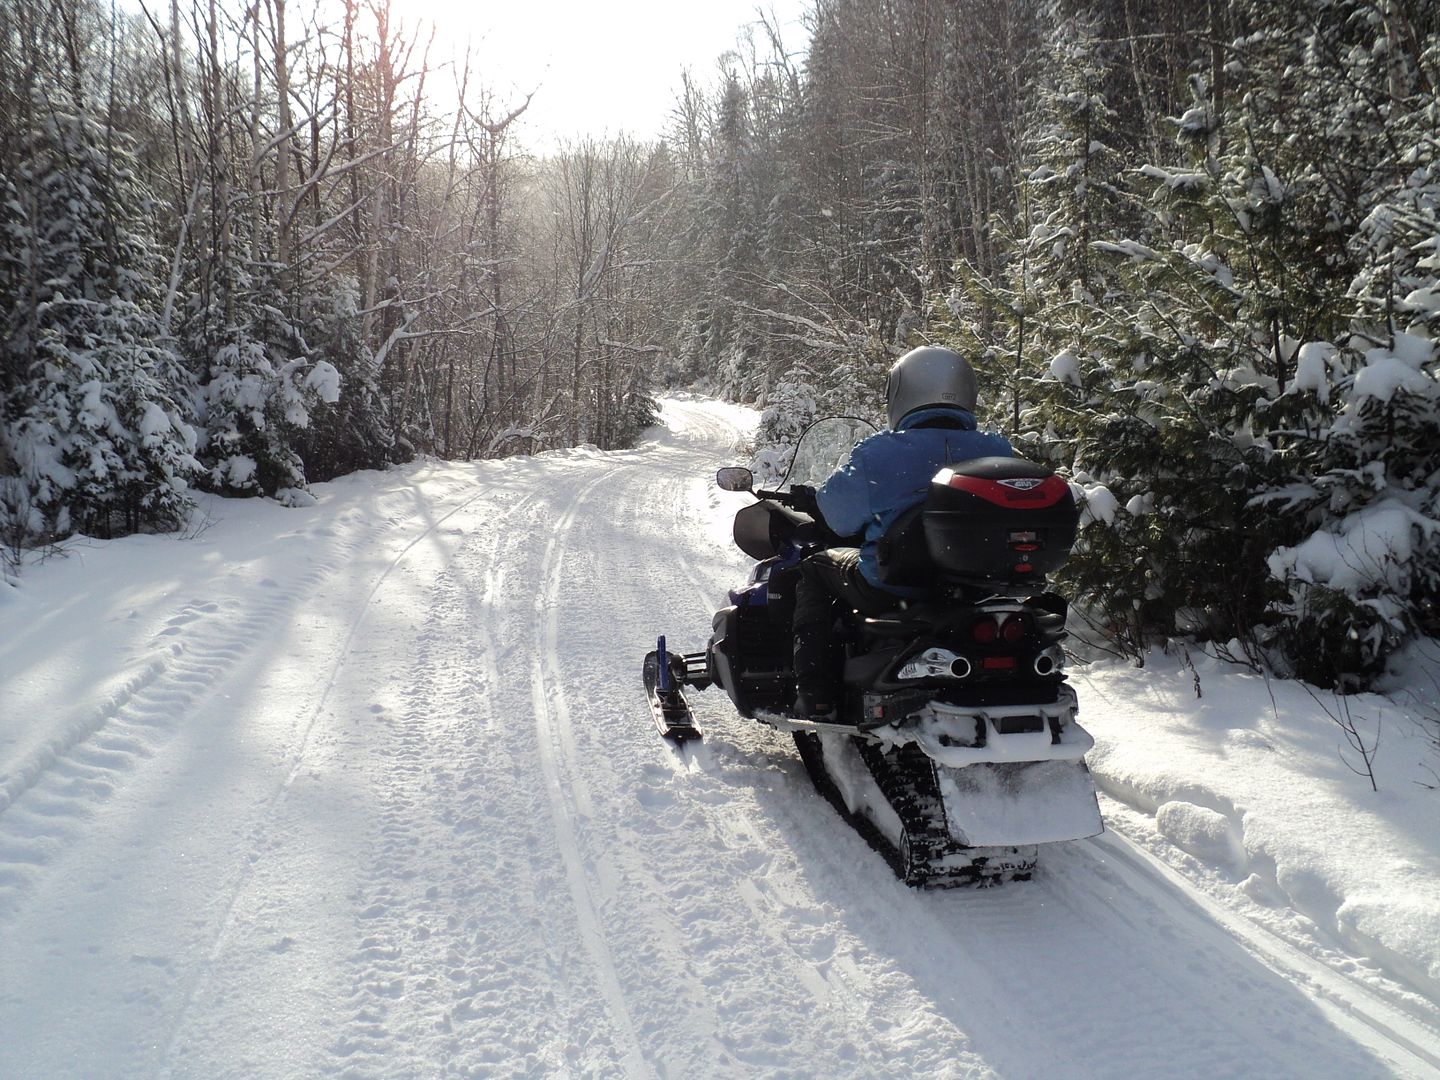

{"left": 5, "top": 400, "right": 1432, "bottom": 1079}
{"left": 530, "top": 465, "right": 650, "bottom": 1079}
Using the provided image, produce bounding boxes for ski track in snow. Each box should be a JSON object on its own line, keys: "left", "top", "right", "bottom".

{"left": 530, "top": 465, "right": 650, "bottom": 1077}
{"left": 1, "top": 399, "right": 1437, "bottom": 1078}
{"left": 153, "top": 480, "right": 547, "bottom": 1078}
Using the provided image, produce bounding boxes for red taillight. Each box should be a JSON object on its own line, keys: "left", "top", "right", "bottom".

{"left": 982, "top": 656, "right": 1016, "bottom": 670}
{"left": 972, "top": 616, "right": 999, "bottom": 644}
{"left": 1001, "top": 615, "right": 1027, "bottom": 643}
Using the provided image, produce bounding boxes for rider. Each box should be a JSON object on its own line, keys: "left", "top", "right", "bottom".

{"left": 790, "top": 346, "right": 1012, "bottom": 720}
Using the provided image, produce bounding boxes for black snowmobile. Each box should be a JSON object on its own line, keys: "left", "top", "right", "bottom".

{"left": 644, "top": 418, "right": 1103, "bottom": 887}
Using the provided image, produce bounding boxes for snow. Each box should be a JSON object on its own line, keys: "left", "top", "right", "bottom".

{"left": 1092, "top": 238, "right": 1160, "bottom": 262}
{"left": 138, "top": 401, "right": 172, "bottom": 438}
{"left": 303, "top": 359, "right": 342, "bottom": 404}
{"left": 222, "top": 453, "right": 258, "bottom": 487}
{"left": 1403, "top": 284, "right": 1440, "bottom": 312}
{"left": 1392, "top": 331, "right": 1437, "bottom": 367}
{"left": 1075, "top": 481, "right": 1119, "bottom": 525}
{"left": 1353, "top": 351, "right": 1437, "bottom": 403}
{"left": 1154, "top": 799, "right": 1245, "bottom": 869}
{"left": 1076, "top": 645, "right": 1440, "bottom": 1009}
{"left": 1293, "top": 341, "right": 1338, "bottom": 403}
{"left": 1268, "top": 498, "right": 1440, "bottom": 594}
{"left": 1, "top": 398, "right": 1438, "bottom": 1078}
{"left": 1048, "top": 348, "right": 1082, "bottom": 386}
{"left": 1173, "top": 104, "right": 1213, "bottom": 136}
{"left": 1139, "top": 163, "right": 1211, "bottom": 195}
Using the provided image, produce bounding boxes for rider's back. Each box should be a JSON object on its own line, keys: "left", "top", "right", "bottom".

{"left": 817, "top": 406, "right": 1012, "bottom": 588}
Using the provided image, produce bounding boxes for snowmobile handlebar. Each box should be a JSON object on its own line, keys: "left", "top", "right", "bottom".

{"left": 756, "top": 483, "right": 819, "bottom": 514}
{"left": 714, "top": 468, "right": 814, "bottom": 512}
{"left": 753, "top": 487, "right": 795, "bottom": 504}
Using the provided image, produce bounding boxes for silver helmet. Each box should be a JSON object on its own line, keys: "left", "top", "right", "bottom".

{"left": 885, "top": 346, "right": 978, "bottom": 429}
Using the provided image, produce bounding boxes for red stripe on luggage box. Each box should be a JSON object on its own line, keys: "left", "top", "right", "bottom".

{"left": 945, "top": 473, "right": 1069, "bottom": 508}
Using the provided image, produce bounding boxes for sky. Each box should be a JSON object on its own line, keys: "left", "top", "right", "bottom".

{"left": 408, "top": 0, "right": 812, "bottom": 149}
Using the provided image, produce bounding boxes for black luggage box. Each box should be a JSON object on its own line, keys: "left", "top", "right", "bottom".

{"left": 923, "top": 457, "right": 1078, "bottom": 585}
{"left": 877, "top": 457, "right": 1079, "bottom": 589}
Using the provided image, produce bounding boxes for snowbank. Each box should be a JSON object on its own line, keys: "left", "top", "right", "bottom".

{"left": 1074, "top": 647, "right": 1440, "bottom": 1001}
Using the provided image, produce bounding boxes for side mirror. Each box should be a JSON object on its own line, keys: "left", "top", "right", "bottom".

{"left": 716, "top": 466, "right": 754, "bottom": 492}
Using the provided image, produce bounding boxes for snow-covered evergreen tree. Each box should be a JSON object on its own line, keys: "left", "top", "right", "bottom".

{"left": 0, "top": 105, "right": 198, "bottom": 540}
{"left": 1061, "top": 66, "right": 1355, "bottom": 655}
{"left": 940, "top": 4, "right": 1164, "bottom": 650}
{"left": 990, "top": 0, "right": 1439, "bottom": 685}
{"left": 294, "top": 275, "right": 395, "bottom": 482}
{"left": 182, "top": 253, "right": 339, "bottom": 503}
{"left": 1256, "top": 0, "right": 1440, "bottom": 684}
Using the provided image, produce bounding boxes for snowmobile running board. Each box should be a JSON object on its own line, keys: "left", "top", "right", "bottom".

{"left": 642, "top": 637, "right": 707, "bottom": 743}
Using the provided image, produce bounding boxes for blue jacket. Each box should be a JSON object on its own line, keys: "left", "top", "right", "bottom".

{"left": 816, "top": 407, "right": 1012, "bottom": 590}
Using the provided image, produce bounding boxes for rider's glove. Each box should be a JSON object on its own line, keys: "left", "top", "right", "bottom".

{"left": 789, "top": 484, "right": 820, "bottom": 516}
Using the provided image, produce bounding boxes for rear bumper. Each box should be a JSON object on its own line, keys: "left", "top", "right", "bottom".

{"left": 876, "top": 685, "right": 1091, "bottom": 768}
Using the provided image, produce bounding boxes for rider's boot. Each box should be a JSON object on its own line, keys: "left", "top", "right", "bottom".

{"left": 793, "top": 625, "right": 840, "bottom": 721}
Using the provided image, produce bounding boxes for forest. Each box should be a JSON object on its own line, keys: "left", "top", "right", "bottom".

{"left": 1, "top": 0, "right": 1437, "bottom": 687}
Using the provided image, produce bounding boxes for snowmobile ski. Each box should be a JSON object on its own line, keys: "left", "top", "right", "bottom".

{"left": 643, "top": 636, "right": 703, "bottom": 744}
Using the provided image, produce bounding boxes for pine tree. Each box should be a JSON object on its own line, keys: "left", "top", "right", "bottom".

{"left": 294, "top": 275, "right": 395, "bottom": 482}
{"left": 0, "top": 105, "right": 198, "bottom": 540}
{"left": 1256, "top": 0, "right": 1440, "bottom": 684}
{"left": 939, "top": 4, "right": 1162, "bottom": 651}
{"left": 999, "top": 0, "right": 1438, "bottom": 686}
{"left": 182, "top": 249, "right": 340, "bottom": 503}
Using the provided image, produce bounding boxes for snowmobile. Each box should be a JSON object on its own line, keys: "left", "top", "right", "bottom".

{"left": 644, "top": 418, "right": 1103, "bottom": 887}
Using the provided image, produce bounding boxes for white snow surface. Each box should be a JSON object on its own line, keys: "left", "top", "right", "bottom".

{"left": 1048, "top": 349, "right": 1083, "bottom": 387}
{"left": 1268, "top": 499, "right": 1440, "bottom": 595}
{"left": 1292, "top": 341, "right": 1337, "bottom": 403}
{"left": 2, "top": 397, "right": 1439, "bottom": 1078}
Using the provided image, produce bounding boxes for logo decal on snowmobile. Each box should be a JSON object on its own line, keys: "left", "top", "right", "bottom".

{"left": 998, "top": 478, "right": 1044, "bottom": 491}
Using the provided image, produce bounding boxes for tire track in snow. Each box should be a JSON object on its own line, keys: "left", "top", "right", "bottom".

{"left": 603, "top": 435, "right": 997, "bottom": 1077}
{"left": 627, "top": 404, "right": 1415, "bottom": 1078}
{"left": 618, "top": 456, "right": 877, "bottom": 1017}
{"left": 153, "top": 479, "right": 531, "bottom": 1077}
{"left": 622, "top": 452, "right": 879, "bottom": 1016}
{"left": 0, "top": 477, "right": 503, "bottom": 918}
{"left": 0, "top": 571, "right": 342, "bottom": 917}
{"left": 529, "top": 465, "right": 650, "bottom": 1079}
{"left": 318, "top": 489, "right": 560, "bottom": 1076}
{"left": 749, "top": 786, "right": 1415, "bottom": 1079}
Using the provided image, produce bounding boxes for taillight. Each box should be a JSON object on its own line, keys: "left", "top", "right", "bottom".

{"left": 1000, "top": 615, "right": 1027, "bottom": 643}
{"left": 971, "top": 616, "right": 999, "bottom": 644}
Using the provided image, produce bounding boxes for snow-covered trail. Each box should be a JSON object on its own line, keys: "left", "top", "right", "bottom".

{"left": 0, "top": 399, "right": 1433, "bottom": 1078}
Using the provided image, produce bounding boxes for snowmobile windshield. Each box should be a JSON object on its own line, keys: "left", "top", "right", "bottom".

{"left": 781, "top": 416, "right": 877, "bottom": 490}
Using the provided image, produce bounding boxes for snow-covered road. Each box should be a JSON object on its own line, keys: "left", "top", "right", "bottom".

{"left": 2, "top": 399, "right": 1437, "bottom": 1078}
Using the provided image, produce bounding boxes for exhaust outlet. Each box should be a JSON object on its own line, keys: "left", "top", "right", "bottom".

{"left": 1033, "top": 649, "right": 1062, "bottom": 676}
{"left": 950, "top": 656, "right": 973, "bottom": 680}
